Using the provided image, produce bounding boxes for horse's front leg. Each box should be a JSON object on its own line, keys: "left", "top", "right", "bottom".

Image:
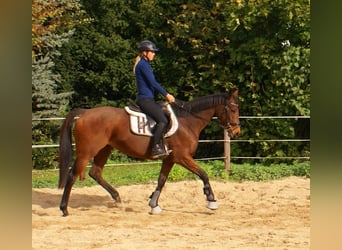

{"left": 149, "top": 158, "right": 174, "bottom": 214}
{"left": 179, "top": 157, "right": 218, "bottom": 210}
{"left": 203, "top": 182, "right": 218, "bottom": 209}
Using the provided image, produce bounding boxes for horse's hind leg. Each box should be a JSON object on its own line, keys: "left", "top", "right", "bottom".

{"left": 89, "top": 145, "right": 121, "bottom": 202}
{"left": 60, "top": 157, "right": 89, "bottom": 216}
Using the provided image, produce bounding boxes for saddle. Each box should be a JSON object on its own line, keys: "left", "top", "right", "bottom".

{"left": 124, "top": 101, "right": 179, "bottom": 137}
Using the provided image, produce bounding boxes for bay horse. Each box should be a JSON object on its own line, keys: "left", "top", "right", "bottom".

{"left": 58, "top": 90, "right": 240, "bottom": 216}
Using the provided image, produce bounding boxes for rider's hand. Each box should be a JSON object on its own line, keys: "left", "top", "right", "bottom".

{"left": 166, "top": 93, "right": 175, "bottom": 103}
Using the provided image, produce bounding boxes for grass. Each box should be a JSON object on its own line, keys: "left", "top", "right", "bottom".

{"left": 32, "top": 160, "right": 310, "bottom": 189}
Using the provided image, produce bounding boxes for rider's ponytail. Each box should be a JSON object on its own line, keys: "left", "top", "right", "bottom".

{"left": 133, "top": 55, "right": 141, "bottom": 74}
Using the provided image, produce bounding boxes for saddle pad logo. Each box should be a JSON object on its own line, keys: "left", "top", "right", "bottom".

{"left": 124, "top": 104, "right": 178, "bottom": 137}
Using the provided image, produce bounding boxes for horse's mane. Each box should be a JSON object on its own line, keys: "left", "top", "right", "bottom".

{"left": 171, "top": 93, "right": 229, "bottom": 117}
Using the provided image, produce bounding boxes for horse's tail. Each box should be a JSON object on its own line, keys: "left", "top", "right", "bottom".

{"left": 58, "top": 108, "right": 86, "bottom": 189}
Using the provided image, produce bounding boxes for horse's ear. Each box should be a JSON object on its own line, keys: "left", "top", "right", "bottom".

{"left": 232, "top": 88, "right": 238, "bottom": 96}
{"left": 228, "top": 88, "right": 238, "bottom": 97}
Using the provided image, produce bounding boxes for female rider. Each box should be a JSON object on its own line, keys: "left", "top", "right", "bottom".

{"left": 133, "top": 40, "right": 175, "bottom": 158}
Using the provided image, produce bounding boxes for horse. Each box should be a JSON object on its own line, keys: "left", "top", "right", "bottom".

{"left": 58, "top": 90, "right": 240, "bottom": 216}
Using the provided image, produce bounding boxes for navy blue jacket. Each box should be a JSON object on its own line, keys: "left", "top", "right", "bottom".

{"left": 135, "top": 57, "right": 168, "bottom": 99}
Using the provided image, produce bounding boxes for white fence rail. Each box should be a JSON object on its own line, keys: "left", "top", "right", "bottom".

{"left": 32, "top": 116, "right": 310, "bottom": 170}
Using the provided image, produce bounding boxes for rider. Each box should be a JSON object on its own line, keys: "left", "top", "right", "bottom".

{"left": 133, "top": 40, "right": 175, "bottom": 158}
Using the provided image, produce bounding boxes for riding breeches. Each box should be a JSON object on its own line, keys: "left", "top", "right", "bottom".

{"left": 136, "top": 98, "right": 168, "bottom": 145}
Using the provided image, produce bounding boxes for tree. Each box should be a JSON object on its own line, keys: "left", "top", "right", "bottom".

{"left": 32, "top": 0, "right": 87, "bottom": 59}
{"left": 32, "top": 0, "right": 87, "bottom": 117}
{"left": 55, "top": 0, "right": 137, "bottom": 109}
{"left": 155, "top": 0, "right": 310, "bottom": 160}
{"left": 32, "top": 0, "right": 87, "bottom": 169}
{"left": 220, "top": 0, "right": 310, "bottom": 161}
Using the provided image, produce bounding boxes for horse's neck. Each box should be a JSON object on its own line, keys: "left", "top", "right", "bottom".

{"left": 182, "top": 109, "right": 215, "bottom": 135}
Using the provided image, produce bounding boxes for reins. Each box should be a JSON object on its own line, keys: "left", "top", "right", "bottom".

{"left": 172, "top": 99, "right": 210, "bottom": 123}
{"left": 171, "top": 94, "right": 240, "bottom": 129}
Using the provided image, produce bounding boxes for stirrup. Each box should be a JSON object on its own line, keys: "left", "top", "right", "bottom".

{"left": 151, "top": 144, "right": 171, "bottom": 159}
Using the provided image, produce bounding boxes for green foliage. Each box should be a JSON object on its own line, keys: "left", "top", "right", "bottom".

{"left": 228, "top": 161, "right": 310, "bottom": 181}
{"left": 32, "top": 161, "right": 310, "bottom": 188}
{"left": 55, "top": 0, "right": 136, "bottom": 108}
{"left": 32, "top": 168, "right": 61, "bottom": 187}
{"left": 32, "top": 0, "right": 87, "bottom": 60}
{"left": 32, "top": 0, "right": 86, "bottom": 169}
{"left": 32, "top": 148, "right": 59, "bottom": 170}
{"left": 31, "top": 54, "right": 70, "bottom": 169}
{"left": 32, "top": 120, "right": 62, "bottom": 170}
{"left": 291, "top": 161, "right": 311, "bottom": 177}
{"left": 167, "top": 165, "right": 196, "bottom": 181}
{"left": 32, "top": 56, "right": 72, "bottom": 117}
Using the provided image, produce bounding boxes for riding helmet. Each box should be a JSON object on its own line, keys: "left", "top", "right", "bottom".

{"left": 138, "top": 40, "right": 159, "bottom": 52}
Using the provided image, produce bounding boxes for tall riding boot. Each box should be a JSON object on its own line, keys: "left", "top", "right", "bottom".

{"left": 151, "top": 123, "right": 168, "bottom": 159}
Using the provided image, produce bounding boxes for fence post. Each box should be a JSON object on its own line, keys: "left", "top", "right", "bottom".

{"left": 224, "top": 129, "right": 231, "bottom": 173}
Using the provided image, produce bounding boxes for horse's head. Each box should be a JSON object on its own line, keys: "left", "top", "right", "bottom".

{"left": 216, "top": 89, "right": 241, "bottom": 138}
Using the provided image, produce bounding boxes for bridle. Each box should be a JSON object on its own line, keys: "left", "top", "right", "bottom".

{"left": 172, "top": 98, "right": 240, "bottom": 128}
{"left": 219, "top": 100, "right": 241, "bottom": 129}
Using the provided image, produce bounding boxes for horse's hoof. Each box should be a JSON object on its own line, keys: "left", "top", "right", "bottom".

{"left": 61, "top": 210, "right": 69, "bottom": 217}
{"left": 60, "top": 205, "right": 69, "bottom": 216}
{"left": 149, "top": 205, "right": 162, "bottom": 215}
{"left": 207, "top": 201, "right": 218, "bottom": 210}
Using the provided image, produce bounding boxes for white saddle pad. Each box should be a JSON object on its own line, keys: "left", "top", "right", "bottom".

{"left": 124, "top": 103, "right": 179, "bottom": 137}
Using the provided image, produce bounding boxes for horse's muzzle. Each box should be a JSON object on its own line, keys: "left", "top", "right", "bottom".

{"left": 227, "top": 124, "right": 240, "bottom": 139}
